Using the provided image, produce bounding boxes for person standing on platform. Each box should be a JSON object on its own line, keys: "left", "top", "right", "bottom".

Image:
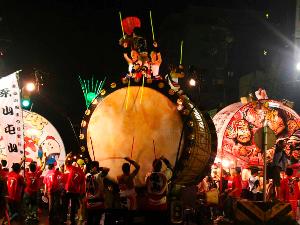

{"left": 150, "top": 41, "right": 162, "bottom": 80}
{"left": 248, "top": 168, "right": 260, "bottom": 201}
{"left": 272, "top": 139, "right": 288, "bottom": 199}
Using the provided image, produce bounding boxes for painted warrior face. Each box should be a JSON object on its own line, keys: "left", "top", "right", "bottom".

{"left": 267, "top": 111, "right": 285, "bottom": 135}
{"left": 235, "top": 119, "right": 251, "bottom": 144}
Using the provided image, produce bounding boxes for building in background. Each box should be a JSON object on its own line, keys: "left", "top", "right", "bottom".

{"left": 159, "top": 1, "right": 299, "bottom": 112}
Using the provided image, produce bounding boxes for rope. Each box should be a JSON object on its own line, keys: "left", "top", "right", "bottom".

{"left": 125, "top": 78, "right": 131, "bottom": 110}
{"left": 139, "top": 75, "right": 145, "bottom": 104}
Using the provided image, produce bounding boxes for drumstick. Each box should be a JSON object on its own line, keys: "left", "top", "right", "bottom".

{"left": 131, "top": 136, "right": 135, "bottom": 159}
{"left": 90, "top": 136, "right": 95, "bottom": 161}
{"left": 179, "top": 40, "right": 184, "bottom": 65}
{"left": 153, "top": 139, "right": 157, "bottom": 159}
{"left": 140, "top": 75, "right": 145, "bottom": 104}
{"left": 119, "top": 11, "right": 125, "bottom": 38}
{"left": 149, "top": 10, "right": 155, "bottom": 41}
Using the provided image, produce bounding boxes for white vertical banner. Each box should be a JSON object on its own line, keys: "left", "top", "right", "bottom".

{"left": 0, "top": 72, "right": 23, "bottom": 168}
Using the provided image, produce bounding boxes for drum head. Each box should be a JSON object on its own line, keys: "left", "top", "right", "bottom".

{"left": 86, "top": 87, "right": 183, "bottom": 186}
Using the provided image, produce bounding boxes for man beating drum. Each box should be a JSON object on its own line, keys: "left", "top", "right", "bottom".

{"left": 117, "top": 157, "right": 140, "bottom": 210}
{"left": 145, "top": 155, "right": 173, "bottom": 225}
{"left": 145, "top": 155, "right": 173, "bottom": 210}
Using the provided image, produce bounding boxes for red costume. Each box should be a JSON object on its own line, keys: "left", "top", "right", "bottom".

{"left": 280, "top": 176, "right": 300, "bottom": 218}
{"left": 7, "top": 171, "right": 24, "bottom": 201}
{"left": 25, "top": 169, "right": 43, "bottom": 195}
{"left": 65, "top": 166, "right": 85, "bottom": 194}
{"left": 44, "top": 169, "right": 60, "bottom": 193}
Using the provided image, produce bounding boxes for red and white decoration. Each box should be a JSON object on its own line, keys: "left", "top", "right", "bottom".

{"left": 0, "top": 72, "right": 24, "bottom": 167}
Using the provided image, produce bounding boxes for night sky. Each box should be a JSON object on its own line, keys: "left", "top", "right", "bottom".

{"left": 0, "top": 0, "right": 296, "bottom": 152}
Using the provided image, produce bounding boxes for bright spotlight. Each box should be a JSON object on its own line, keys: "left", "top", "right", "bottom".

{"left": 296, "top": 62, "right": 300, "bottom": 71}
{"left": 221, "top": 159, "right": 230, "bottom": 168}
{"left": 189, "top": 78, "right": 196, "bottom": 86}
{"left": 25, "top": 82, "right": 36, "bottom": 92}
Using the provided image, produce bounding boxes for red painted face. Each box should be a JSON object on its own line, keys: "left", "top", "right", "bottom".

{"left": 235, "top": 119, "right": 251, "bottom": 144}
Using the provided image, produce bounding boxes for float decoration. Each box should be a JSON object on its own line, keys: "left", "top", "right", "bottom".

{"left": 213, "top": 93, "right": 300, "bottom": 167}
{"left": 23, "top": 110, "right": 66, "bottom": 166}
{"left": 78, "top": 76, "right": 105, "bottom": 109}
{"left": 79, "top": 78, "right": 217, "bottom": 186}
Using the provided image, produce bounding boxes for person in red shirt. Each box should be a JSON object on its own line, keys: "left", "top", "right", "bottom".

{"left": 224, "top": 167, "right": 242, "bottom": 221}
{"left": 6, "top": 163, "right": 25, "bottom": 223}
{"left": 24, "top": 157, "right": 46, "bottom": 222}
{"left": 230, "top": 167, "right": 242, "bottom": 198}
{"left": 280, "top": 167, "right": 300, "bottom": 219}
{"left": 43, "top": 163, "right": 61, "bottom": 225}
{"left": 64, "top": 160, "right": 85, "bottom": 225}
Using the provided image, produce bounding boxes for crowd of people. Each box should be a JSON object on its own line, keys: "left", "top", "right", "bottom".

{"left": 0, "top": 153, "right": 173, "bottom": 225}
{"left": 196, "top": 139, "right": 300, "bottom": 223}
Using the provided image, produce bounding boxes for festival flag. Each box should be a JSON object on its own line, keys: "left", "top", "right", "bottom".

{"left": 0, "top": 72, "right": 23, "bottom": 167}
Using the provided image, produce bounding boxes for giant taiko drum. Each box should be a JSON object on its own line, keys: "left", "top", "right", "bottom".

{"left": 79, "top": 80, "right": 217, "bottom": 186}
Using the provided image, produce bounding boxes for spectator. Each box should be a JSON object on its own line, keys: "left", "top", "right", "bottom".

{"left": 280, "top": 167, "right": 300, "bottom": 219}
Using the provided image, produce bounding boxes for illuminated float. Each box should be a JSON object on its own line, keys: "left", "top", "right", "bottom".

{"left": 79, "top": 79, "right": 217, "bottom": 186}
{"left": 213, "top": 97, "right": 300, "bottom": 167}
{"left": 23, "top": 110, "right": 66, "bottom": 165}
{"left": 77, "top": 13, "right": 217, "bottom": 187}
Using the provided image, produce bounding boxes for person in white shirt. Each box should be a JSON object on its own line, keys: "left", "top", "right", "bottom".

{"left": 248, "top": 168, "right": 260, "bottom": 201}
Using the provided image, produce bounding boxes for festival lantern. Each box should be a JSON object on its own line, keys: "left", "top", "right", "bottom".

{"left": 213, "top": 98, "right": 300, "bottom": 167}
{"left": 23, "top": 110, "right": 66, "bottom": 166}
{"left": 122, "top": 16, "right": 141, "bottom": 36}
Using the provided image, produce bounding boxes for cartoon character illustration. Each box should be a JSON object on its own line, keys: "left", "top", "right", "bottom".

{"left": 24, "top": 112, "right": 48, "bottom": 144}
{"left": 24, "top": 136, "right": 38, "bottom": 162}
{"left": 39, "top": 136, "right": 61, "bottom": 165}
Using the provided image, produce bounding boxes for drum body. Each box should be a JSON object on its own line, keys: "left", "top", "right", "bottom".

{"left": 80, "top": 80, "right": 217, "bottom": 186}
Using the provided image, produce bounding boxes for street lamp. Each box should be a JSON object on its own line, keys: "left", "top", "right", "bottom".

{"left": 25, "top": 82, "right": 36, "bottom": 92}
{"left": 189, "top": 78, "right": 196, "bottom": 87}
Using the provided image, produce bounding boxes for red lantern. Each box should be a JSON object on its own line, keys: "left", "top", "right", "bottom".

{"left": 122, "top": 17, "right": 141, "bottom": 35}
